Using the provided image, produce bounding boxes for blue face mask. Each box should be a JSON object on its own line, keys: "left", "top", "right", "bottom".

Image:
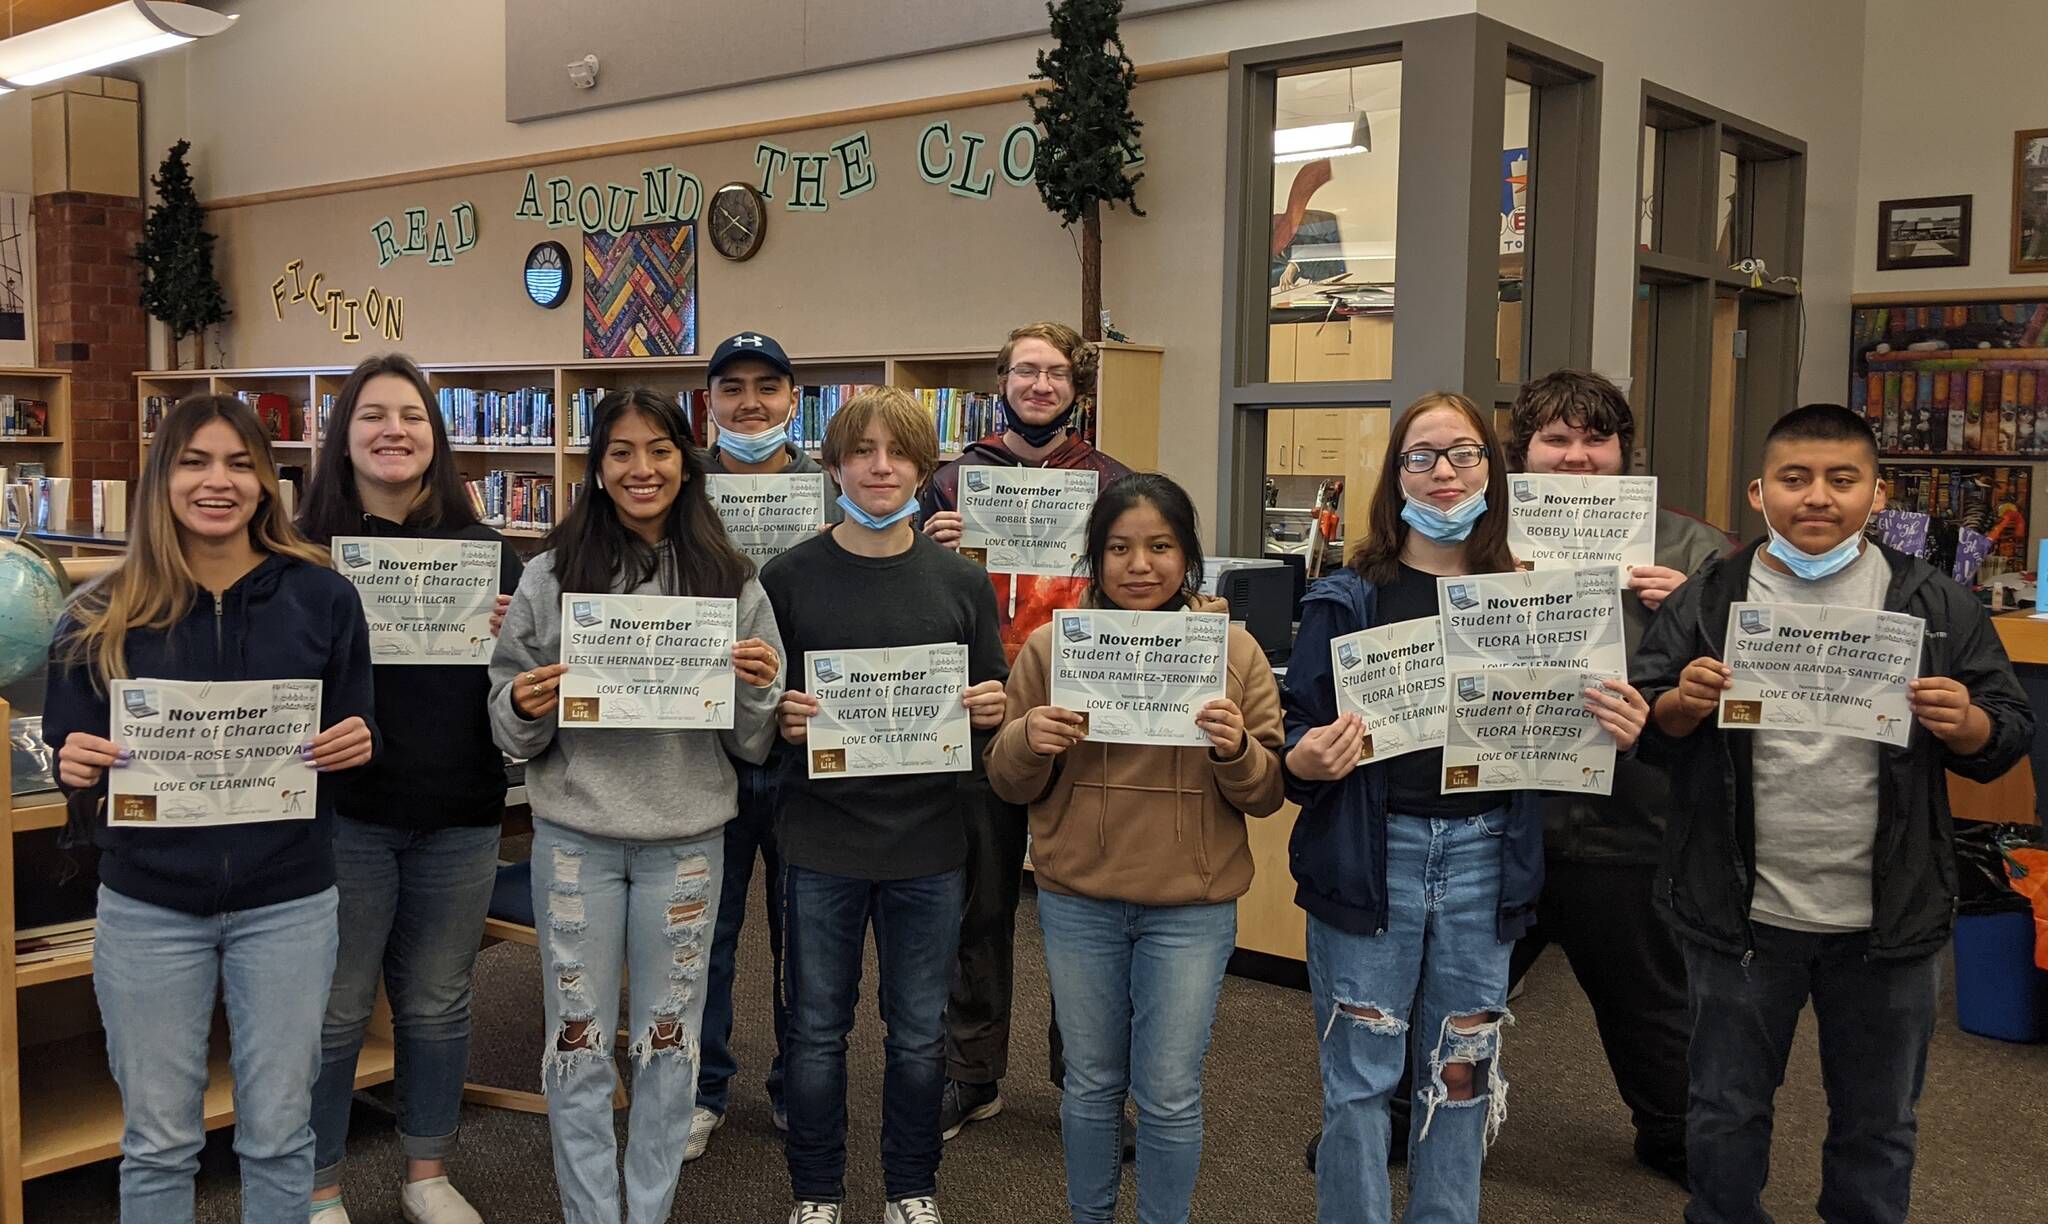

{"left": 1758, "top": 483, "right": 1871, "bottom": 580}
{"left": 1400, "top": 488, "right": 1487, "bottom": 543}
{"left": 715, "top": 423, "right": 788, "bottom": 464}
{"left": 836, "top": 491, "right": 919, "bottom": 531}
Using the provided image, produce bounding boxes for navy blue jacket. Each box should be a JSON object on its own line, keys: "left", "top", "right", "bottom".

{"left": 44, "top": 553, "right": 379, "bottom": 916}
{"left": 1281, "top": 567, "right": 1545, "bottom": 941}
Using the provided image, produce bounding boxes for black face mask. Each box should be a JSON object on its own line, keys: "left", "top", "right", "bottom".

{"left": 1004, "top": 396, "right": 1074, "bottom": 448}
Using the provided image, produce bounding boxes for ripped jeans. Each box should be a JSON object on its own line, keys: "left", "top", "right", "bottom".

{"left": 1307, "top": 811, "right": 1516, "bottom": 1224}
{"left": 530, "top": 818, "right": 724, "bottom": 1224}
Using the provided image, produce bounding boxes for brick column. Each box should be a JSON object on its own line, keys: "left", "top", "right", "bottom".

{"left": 34, "top": 191, "right": 147, "bottom": 514}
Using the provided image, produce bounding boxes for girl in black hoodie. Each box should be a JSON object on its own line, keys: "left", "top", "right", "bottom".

{"left": 44, "top": 394, "right": 377, "bottom": 1224}
{"left": 297, "top": 354, "right": 523, "bottom": 1224}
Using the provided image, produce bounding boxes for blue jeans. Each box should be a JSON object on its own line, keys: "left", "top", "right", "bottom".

{"left": 1307, "top": 811, "right": 1516, "bottom": 1224}
{"left": 93, "top": 883, "right": 340, "bottom": 1224}
{"left": 311, "top": 818, "right": 500, "bottom": 1189}
{"left": 697, "top": 759, "right": 787, "bottom": 1117}
{"left": 782, "top": 863, "right": 966, "bottom": 1203}
{"left": 531, "top": 818, "right": 724, "bottom": 1224}
{"left": 1038, "top": 890, "right": 1236, "bottom": 1224}
{"left": 1682, "top": 923, "right": 1940, "bottom": 1224}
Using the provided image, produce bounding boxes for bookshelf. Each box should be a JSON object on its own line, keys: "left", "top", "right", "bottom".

{"left": 0, "top": 369, "right": 72, "bottom": 525}
{"left": 136, "top": 345, "right": 1166, "bottom": 542}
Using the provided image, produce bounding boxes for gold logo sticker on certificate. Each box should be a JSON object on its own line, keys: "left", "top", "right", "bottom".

{"left": 1506, "top": 474, "right": 1658, "bottom": 585}
{"left": 1330, "top": 617, "right": 1446, "bottom": 763}
{"left": 1437, "top": 567, "right": 1627, "bottom": 677}
{"left": 705, "top": 473, "right": 827, "bottom": 561}
{"left": 558, "top": 594, "right": 737, "bottom": 729}
{"left": 1719, "top": 603, "right": 1924, "bottom": 746}
{"left": 805, "top": 644, "right": 973, "bottom": 778}
{"left": 1048, "top": 608, "right": 1229, "bottom": 747}
{"left": 109, "top": 678, "right": 322, "bottom": 827}
{"left": 333, "top": 536, "right": 500, "bottom": 664}
{"left": 1441, "top": 667, "right": 1616, "bottom": 795}
{"left": 957, "top": 467, "right": 1100, "bottom": 576}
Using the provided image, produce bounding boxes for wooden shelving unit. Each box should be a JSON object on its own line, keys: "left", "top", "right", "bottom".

{"left": 0, "top": 369, "right": 73, "bottom": 521}
{"left": 135, "top": 345, "right": 1167, "bottom": 543}
{"left": 0, "top": 710, "right": 396, "bottom": 1223}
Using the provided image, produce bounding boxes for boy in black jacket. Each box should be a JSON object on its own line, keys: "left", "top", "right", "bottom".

{"left": 1634, "top": 404, "right": 2031, "bottom": 1224}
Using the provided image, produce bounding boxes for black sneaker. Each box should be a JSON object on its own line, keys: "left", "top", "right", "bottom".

{"left": 1121, "top": 1112, "right": 1136, "bottom": 1164}
{"left": 939, "top": 1079, "right": 1002, "bottom": 1141}
{"left": 1634, "top": 1132, "right": 1689, "bottom": 1190}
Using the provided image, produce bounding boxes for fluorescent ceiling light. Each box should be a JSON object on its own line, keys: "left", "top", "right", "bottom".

{"left": 0, "top": 2, "right": 236, "bottom": 95}
{"left": 1274, "top": 114, "right": 1372, "bottom": 163}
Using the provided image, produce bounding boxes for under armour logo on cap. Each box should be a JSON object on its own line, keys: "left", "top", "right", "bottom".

{"left": 733, "top": 334, "right": 765, "bottom": 347}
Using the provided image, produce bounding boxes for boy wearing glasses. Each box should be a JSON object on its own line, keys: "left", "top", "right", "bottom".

{"left": 920, "top": 322, "right": 1132, "bottom": 1139}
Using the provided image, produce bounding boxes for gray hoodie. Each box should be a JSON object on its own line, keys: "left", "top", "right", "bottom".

{"left": 488, "top": 550, "right": 785, "bottom": 843}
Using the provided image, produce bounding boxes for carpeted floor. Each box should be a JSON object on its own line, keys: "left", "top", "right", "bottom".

{"left": 25, "top": 872, "right": 2048, "bottom": 1222}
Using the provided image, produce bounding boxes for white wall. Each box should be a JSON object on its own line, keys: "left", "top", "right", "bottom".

{"left": 1854, "top": 0, "right": 2048, "bottom": 295}
{"left": 0, "top": 92, "right": 30, "bottom": 195}
{"left": 1480, "top": 0, "right": 1868, "bottom": 408}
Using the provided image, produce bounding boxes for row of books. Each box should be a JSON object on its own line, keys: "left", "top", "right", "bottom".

{"left": 1857, "top": 366, "right": 2048, "bottom": 455}
{"left": 464, "top": 469, "right": 555, "bottom": 531}
{"left": 569, "top": 388, "right": 705, "bottom": 448}
{"left": 0, "top": 393, "right": 52, "bottom": 436}
{"left": 1880, "top": 462, "right": 2031, "bottom": 574}
{"left": 15, "top": 918, "right": 94, "bottom": 967}
{"left": 1853, "top": 301, "right": 2048, "bottom": 348}
{"left": 439, "top": 386, "right": 556, "bottom": 447}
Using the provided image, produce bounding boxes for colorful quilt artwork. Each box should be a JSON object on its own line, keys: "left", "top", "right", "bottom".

{"left": 583, "top": 222, "right": 697, "bottom": 358}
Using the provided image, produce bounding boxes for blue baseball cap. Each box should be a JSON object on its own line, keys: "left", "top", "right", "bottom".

{"left": 708, "top": 332, "right": 794, "bottom": 380}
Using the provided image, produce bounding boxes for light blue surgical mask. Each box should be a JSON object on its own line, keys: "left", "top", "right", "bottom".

{"left": 836, "top": 491, "right": 919, "bottom": 531}
{"left": 1757, "top": 482, "right": 1872, "bottom": 580}
{"left": 715, "top": 422, "right": 789, "bottom": 464}
{"left": 1400, "top": 488, "right": 1487, "bottom": 543}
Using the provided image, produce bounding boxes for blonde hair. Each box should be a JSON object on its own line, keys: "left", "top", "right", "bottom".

{"left": 822, "top": 386, "right": 942, "bottom": 485}
{"left": 63, "top": 394, "right": 331, "bottom": 684}
{"left": 996, "top": 321, "right": 1098, "bottom": 398}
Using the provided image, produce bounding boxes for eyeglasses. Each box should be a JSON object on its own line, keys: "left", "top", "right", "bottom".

{"left": 1006, "top": 364, "right": 1074, "bottom": 386}
{"left": 1398, "top": 444, "right": 1489, "bottom": 473}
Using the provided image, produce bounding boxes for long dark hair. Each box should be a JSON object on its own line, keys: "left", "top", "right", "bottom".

{"left": 550, "top": 388, "right": 753, "bottom": 598}
{"left": 297, "top": 353, "right": 476, "bottom": 543}
{"left": 1349, "top": 392, "right": 1515, "bottom": 585}
{"left": 1083, "top": 472, "right": 1205, "bottom": 607}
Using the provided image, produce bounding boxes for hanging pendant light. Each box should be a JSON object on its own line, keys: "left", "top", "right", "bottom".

{"left": 1274, "top": 65, "right": 1373, "bottom": 164}
{"left": 0, "top": 2, "right": 237, "bottom": 95}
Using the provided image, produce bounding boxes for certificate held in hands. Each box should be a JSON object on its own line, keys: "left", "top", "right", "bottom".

{"left": 705, "top": 473, "right": 827, "bottom": 561}
{"left": 806, "top": 644, "right": 973, "bottom": 778}
{"left": 333, "top": 536, "right": 500, "bottom": 664}
{"left": 1329, "top": 617, "right": 1446, "bottom": 763}
{"left": 1441, "top": 667, "right": 1617, "bottom": 795}
{"left": 557, "top": 594, "right": 737, "bottom": 729}
{"left": 957, "top": 467, "right": 1099, "bottom": 575}
{"left": 109, "top": 678, "right": 323, "bottom": 827}
{"left": 1506, "top": 474, "right": 1657, "bottom": 583}
{"left": 1049, "top": 608, "right": 1229, "bottom": 747}
{"left": 1718, "top": 603, "right": 1924, "bottom": 746}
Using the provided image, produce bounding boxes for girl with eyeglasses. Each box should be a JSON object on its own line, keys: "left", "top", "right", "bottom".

{"left": 1280, "top": 392, "right": 1647, "bottom": 1224}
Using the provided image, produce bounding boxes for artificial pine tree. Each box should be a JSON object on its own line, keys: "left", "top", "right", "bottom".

{"left": 135, "top": 140, "right": 230, "bottom": 369}
{"left": 1028, "top": 0, "right": 1144, "bottom": 342}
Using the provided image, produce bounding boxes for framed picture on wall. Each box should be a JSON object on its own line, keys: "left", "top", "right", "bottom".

{"left": 0, "top": 192, "right": 34, "bottom": 367}
{"left": 2013, "top": 128, "right": 2048, "bottom": 274}
{"left": 1876, "top": 195, "right": 1971, "bottom": 271}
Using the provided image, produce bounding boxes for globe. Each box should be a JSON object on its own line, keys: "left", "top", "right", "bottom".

{"left": 0, "top": 535, "right": 68, "bottom": 689}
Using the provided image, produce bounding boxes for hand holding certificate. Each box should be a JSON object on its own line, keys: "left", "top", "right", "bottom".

{"left": 958, "top": 467, "right": 1100, "bottom": 576}
{"left": 108, "top": 679, "right": 322, "bottom": 827}
{"left": 706, "top": 473, "right": 828, "bottom": 561}
{"left": 333, "top": 536, "right": 500, "bottom": 664}
{"left": 1718, "top": 603, "right": 1924, "bottom": 746}
{"left": 1506, "top": 474, "right": 1657, "bottom": 582}
{"left": 802, "top": 644, "right": 975, "bottom": 778}
{"left": 558, "top": 594, "right": 738, "bottom": 729}
{"left": 1329, "top": 618, "right": 1446, "bottom": 763}
{"left": 1048, "top": 608, "right": 1229, "bottom": 747}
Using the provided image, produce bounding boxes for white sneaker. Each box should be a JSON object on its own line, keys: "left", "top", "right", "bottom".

{"left": 310, "top": 1199, "right": 350, "bottom": 1224}
{"left": 400, "top": 1176, "right": 482, "bottom": 1224}
{"left": 684, "top": 1106, "right": 725, "bottom": 1162}
{"left": 883, "top": 1196, "right": 942, "bottom": 1224}
{"left": 789, "top": 1202, "right": 842, "bottom": 1224}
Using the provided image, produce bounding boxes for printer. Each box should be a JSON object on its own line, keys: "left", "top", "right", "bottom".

{"left": 1201, "top": 555, "right": 1296, "bottom": 661}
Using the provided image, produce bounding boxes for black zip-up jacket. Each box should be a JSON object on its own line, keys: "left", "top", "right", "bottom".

{"left": 322, "top": 515, "right": 523, "bottom": 830}
{"left": 1632, "top": 539, "right": 2032, "bottom": 960}
{"left": 43, "top": 553, "right": 379, "bottom": 916}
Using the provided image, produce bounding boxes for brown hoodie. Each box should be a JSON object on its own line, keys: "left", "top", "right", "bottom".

{"left": 985, "top": 594, "right": 1286, "bottom": 906}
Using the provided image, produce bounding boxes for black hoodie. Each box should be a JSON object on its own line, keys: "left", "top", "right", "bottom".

{"left": 44, "top": 553, "right": 380, "bottom": 916}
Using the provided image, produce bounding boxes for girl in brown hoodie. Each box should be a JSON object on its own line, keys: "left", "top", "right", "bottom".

{"left": 986, "top": 472, "right": 1284, "bottom": 1223}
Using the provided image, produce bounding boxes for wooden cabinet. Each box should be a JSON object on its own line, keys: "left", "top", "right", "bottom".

{"left": 1236, "top": 802, "right": 1306, "bottom": 961}
{"left": 1295, "top": 410, "right": 1352, "bottom": 476}
{"left": 1264, "top": 411, "right": 1297, "bottom": 475}
{"left": 1266, "top": 318, "right": 1394, "bottom": 384}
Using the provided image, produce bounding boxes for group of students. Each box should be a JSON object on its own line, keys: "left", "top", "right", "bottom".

{"left": 39, "top": 318, "right": 2031, "bottom": 1224}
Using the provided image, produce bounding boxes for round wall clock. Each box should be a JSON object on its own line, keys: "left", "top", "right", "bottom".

{"left": 523, "top": 241, "right": 570, "bottom": 309}
{"left": 708, "top": 182, "right": 768, "bottom": 261}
